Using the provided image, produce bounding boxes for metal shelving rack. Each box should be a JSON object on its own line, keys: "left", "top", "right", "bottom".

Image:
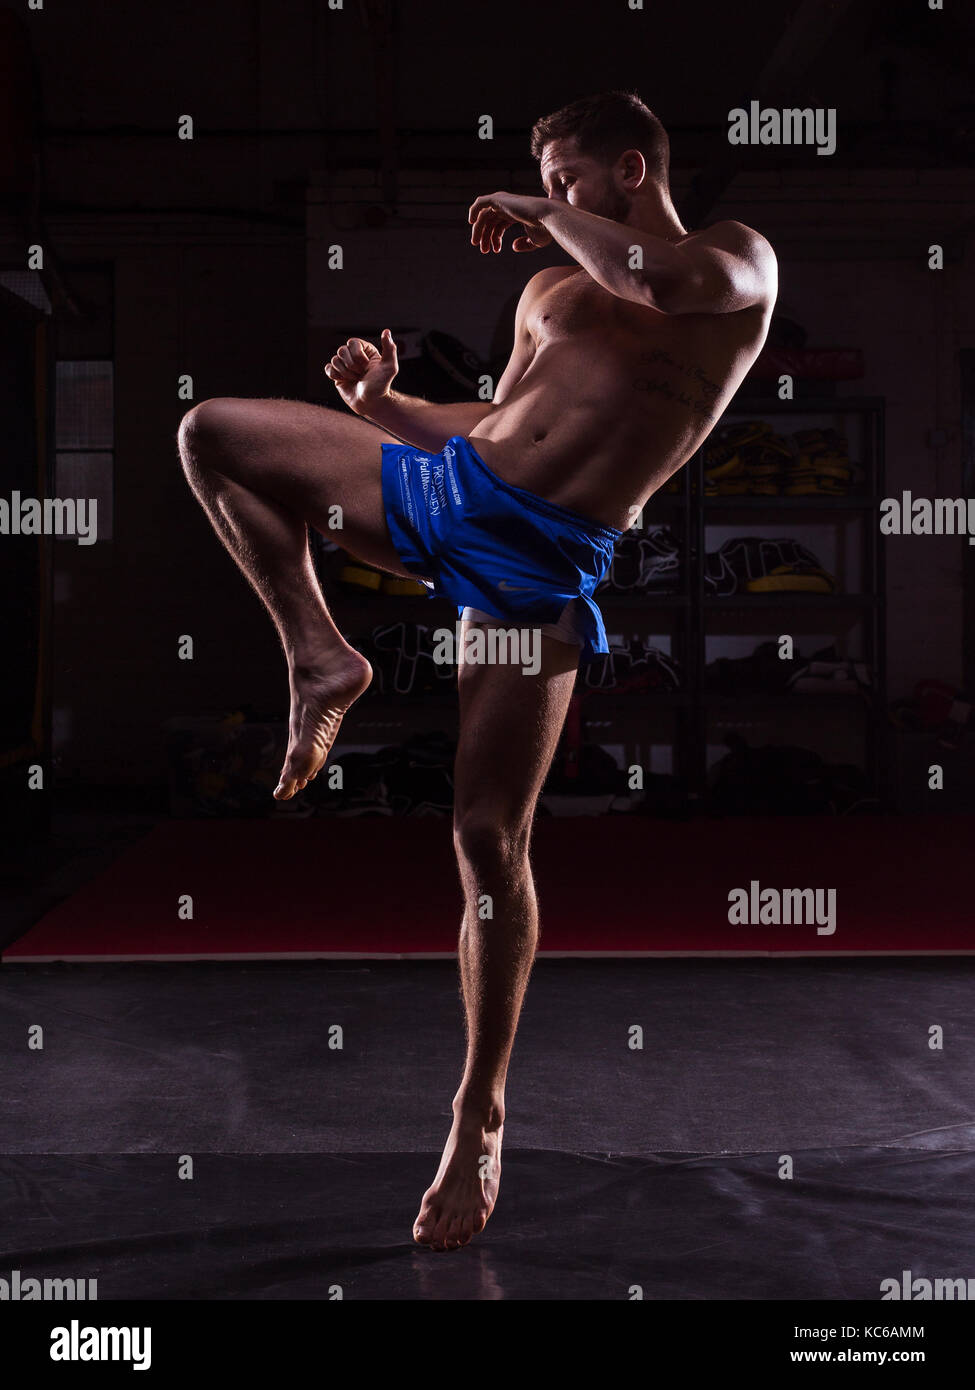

{"left": 595, "top": 394, "right": 887, "bottom": 807}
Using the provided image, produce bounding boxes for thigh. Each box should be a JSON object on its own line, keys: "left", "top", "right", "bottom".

{"left": 183, "top": 395, "right": 422, "bottom": 579}
{"left": 453, "top": 619, "right": 581, "bottom": 830}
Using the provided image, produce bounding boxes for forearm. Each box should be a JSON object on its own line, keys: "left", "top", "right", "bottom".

{"left": 536, "top": 203, "right": 686, "bottom": 310}
{"left": 355, "top": 391, "right": 493, "bottom": 451}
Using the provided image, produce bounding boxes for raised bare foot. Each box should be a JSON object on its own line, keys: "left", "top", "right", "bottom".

{"left": 413, "top": 1106, "right": 503, "bottom": 1252}
{"left": 273, "top": 647, "right": 373, "bottom": 800}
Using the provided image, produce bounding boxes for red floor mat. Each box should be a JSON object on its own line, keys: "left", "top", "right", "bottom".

{"left": 5, "top": 816, "right": 974, "bottom": 960}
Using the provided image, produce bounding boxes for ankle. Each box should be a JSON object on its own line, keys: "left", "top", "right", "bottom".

{"left": 452, "top": 1091, "right": 505, "bottom": 1131}
{"left": 288, "top": 639, "right": 359, "bottom": 678}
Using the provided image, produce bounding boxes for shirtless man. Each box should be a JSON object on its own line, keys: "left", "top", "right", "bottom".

{"left": 177, "top": 91, "right": 777, "bottom": 1253}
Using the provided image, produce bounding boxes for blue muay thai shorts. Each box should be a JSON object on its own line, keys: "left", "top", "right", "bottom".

{"left": 379, "top": 434, "right": 622, "bottom": 659}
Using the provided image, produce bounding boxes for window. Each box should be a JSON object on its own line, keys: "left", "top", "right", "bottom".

{"left": 54, "top": 360, "right": 114, "bottom": 541}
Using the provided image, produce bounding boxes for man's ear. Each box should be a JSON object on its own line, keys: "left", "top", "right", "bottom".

{"left": 618, "top": 149, "right": 647, "bottom": 190}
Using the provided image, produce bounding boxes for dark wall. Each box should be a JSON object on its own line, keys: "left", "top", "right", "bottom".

{"left": 0, "top": 0, "right": 971, "bottom": 788}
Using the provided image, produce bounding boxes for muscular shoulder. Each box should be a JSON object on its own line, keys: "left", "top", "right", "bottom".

{"left": 521, "top": 264, "right": 577, "bottom": 304}
{"left": 527, "top": 264, "right": 578, "bottom": 286}
{"left": 700, "top": 220, "right": 776, "bottom": 283}
{"left": 678, "top": 220, "right": 777, "bottom": 313}
{"left": 700, "top": 219, "right": 775, "bottom": 262}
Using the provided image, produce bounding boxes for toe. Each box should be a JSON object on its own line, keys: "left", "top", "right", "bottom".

{"left": 413, "top": 1206, "right": 436, "bottom": 1246}
{"left": 275, "top": 757, "right": 299, "bottom": 797}
{"left": 430, "top": 1215, "right": 453, "bottom": 1251}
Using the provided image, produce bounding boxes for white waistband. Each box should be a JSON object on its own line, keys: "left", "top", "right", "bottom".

{"left": 460, "top": 599, "right": 584, "bottom": 647}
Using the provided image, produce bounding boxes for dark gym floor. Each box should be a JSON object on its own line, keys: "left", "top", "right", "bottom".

{"left": 1, "top": 959, "right": 973, "bottom": 1299}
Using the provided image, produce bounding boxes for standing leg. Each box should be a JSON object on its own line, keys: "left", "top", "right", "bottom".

{"left": 413, "top": 621, "right": 581, "bottom": 1251}
{"left": 177, "top": 396, "right": 422, "bottom": 799}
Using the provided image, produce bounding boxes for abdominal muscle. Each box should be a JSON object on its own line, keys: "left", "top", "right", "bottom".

{"left": 468, "top": 318, "right": 766, "bottom": 531}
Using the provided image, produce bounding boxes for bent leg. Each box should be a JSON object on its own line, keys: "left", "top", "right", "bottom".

{"left": 177, "top": 396, "right": 420, "bottom": 798}
{"left": 413, "top": 620, "right": 581, "bottom": 1251}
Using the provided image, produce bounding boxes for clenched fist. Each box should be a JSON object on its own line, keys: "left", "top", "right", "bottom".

{"left": 325, "top": 330, "right": 399, "bottom": 411}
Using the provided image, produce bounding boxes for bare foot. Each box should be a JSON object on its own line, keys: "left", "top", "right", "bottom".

{"left": 413, "top": 1107, "right": 503, "bottom": 1252}
{"left": 273, "top": 647, "right": 372, "bottom": 800}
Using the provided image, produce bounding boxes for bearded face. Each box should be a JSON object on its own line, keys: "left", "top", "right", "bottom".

{"left": 540, "top": 138, "right": 638, "bottom": 223}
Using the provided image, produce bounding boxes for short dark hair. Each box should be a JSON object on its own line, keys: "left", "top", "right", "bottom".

{"left": 530, "top": 91, "right": 670, "bottom": 185}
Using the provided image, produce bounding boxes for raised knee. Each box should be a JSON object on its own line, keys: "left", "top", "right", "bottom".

{"left": 454, "top": 810, "right": 530, "bottom": 874}
{"left": 177, "top": 397, "right": 237, "bottom": 461}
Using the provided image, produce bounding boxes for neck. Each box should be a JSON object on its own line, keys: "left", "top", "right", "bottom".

{"left": 628, "top": 189, "right": 687, "bottom": 241}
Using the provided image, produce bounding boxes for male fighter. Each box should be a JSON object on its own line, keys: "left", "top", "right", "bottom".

{"left": 178, "top": 91, "right": 777, "bottom": 1252}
